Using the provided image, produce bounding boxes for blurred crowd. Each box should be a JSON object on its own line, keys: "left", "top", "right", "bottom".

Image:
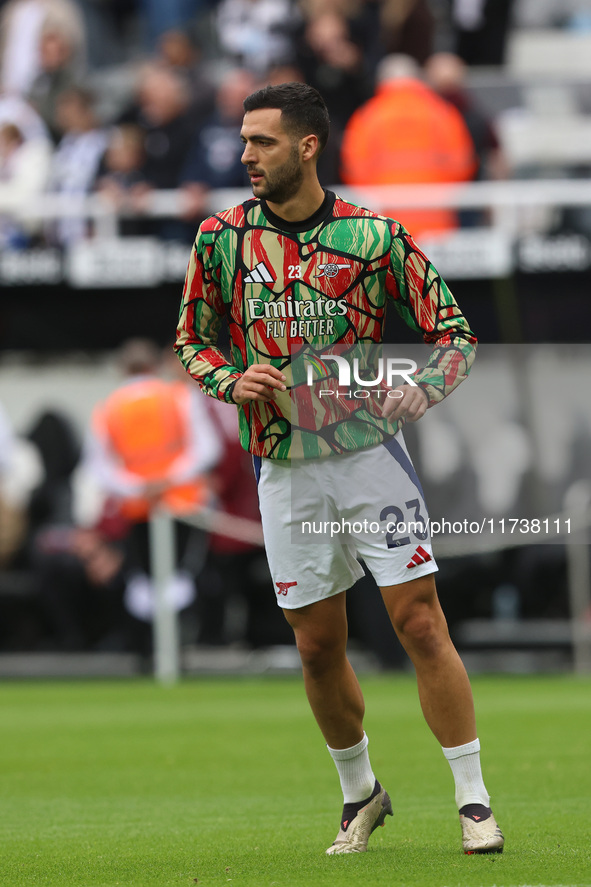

{"left": 0, "top": 339, "right": 295, "bottom": 658}
{"left": 0, "top": 0, "right": 518, "bottom": 248}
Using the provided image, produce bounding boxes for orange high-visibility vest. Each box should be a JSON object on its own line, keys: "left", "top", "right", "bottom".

{"left": 341, "top": 79, "right": 477, "bottom": 237}
{"left": 95, "top": 378, "right": 208, "bottom": 521}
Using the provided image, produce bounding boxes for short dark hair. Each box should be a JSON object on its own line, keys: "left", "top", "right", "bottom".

{"left": 243, "top": 82, "right": 330, "bottom": 154}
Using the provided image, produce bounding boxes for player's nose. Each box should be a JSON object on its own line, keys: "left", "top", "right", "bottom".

{"left": 241, "top": 142, "right": 255, "bottom": 165}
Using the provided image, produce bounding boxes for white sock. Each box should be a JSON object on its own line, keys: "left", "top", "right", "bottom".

{"left": 327, "top": 732, "right": 376, "bottom": 804}
{"left": 442, "top": 738, "right": 490, "bottom": 809}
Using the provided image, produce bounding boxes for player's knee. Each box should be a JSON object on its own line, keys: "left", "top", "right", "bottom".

{"left": 293, "top": 629, "right": 344, "bottom": 676}
{"left": 393, "top": 604, "right": 447, "bottom": 657}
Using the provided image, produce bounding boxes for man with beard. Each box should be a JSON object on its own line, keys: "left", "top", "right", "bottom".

{"left": 175, "top": 82, "right": 504, "bottom": 857}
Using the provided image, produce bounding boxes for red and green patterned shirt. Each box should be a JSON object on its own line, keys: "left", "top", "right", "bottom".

{"left": 175, "top": 190, "right": 476, "bottom": 459}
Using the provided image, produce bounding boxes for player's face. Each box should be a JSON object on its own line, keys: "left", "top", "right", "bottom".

{"left": 240, "top": 108, "right": 304, "bottom": 205}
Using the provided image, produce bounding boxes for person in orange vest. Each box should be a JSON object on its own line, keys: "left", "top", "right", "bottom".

{"left": 83, "top": 338, "right": 221, "bottom": 628}
{"left": 340, "top": 54, "right": 477, "bottom": 240}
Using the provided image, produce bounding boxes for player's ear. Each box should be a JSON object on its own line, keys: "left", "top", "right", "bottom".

{"left": 301, "top": 133, "right": 320, "bottom": 162}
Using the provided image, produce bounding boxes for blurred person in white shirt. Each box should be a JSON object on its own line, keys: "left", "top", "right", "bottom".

{"left": 47, "top": 85, "right": 107, "bottom": 245}
{"left": 0, "top": 0, "right": 85, "bottom": 96}
{"left": 0, "top": 121, "right": 52, "bottom": 247}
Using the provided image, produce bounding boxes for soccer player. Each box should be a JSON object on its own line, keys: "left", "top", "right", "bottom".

{"left": 175, "top": 82, "right": 504, "bottom": 856}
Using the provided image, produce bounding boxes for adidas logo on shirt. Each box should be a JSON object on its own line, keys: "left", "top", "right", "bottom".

{"left": 244, "top": 262, "right": 274, "bottom": 284}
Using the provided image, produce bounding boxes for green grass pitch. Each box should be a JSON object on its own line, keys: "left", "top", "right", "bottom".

{"left": 1, "top": 674, "right": 590, "bottom": 887}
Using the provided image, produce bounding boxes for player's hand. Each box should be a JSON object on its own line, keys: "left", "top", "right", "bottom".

{"left": 381, "top": 384, "right": 428, "bottom": 423}
{"left": 232, "top": 364, "right": 287, "bottom": 404}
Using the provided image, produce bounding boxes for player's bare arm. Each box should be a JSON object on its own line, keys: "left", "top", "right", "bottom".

{"left": 381, "top": 384, "right": 428, "bottom": 423}
{"left": 232, "top": 364, "right": 287, "bottom": 404}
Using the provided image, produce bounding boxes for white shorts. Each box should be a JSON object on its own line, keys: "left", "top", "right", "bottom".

{"left": 255, "top": 432, "right": 438, "bottom": 609}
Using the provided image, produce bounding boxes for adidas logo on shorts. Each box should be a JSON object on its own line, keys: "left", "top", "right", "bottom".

{"left": 406, "top": 545, "right": 432, "bottom": 569}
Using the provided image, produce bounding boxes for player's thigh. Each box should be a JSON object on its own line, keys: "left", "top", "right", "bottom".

{"left": 283, "top": 591, "right": 349, "bottom": 662}
{"left": 257, "top": 457, "right": 364, "bottom": 608}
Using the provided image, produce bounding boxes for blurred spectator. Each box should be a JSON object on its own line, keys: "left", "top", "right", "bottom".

{"left": 22, "top": 408, "right": 124, "bottom": 652}
{"left": 3, "top": 408, "right": 82, "bottom": 649}
{"left": 118, "top": 62, "right": 208, "bottom": 238}
{"left": 0, "top": 0, "right": 86, "bottom": 96}
{"left": 0, "top": 90, "right": 50, "bottom": 139}
{"left": 452, "top": 0, "right": 515, "bottom": 66}
{"left": 424, "top": 52, "right": 508, "bottom": 183}
{"left": 0, "top": 402, "right": 13, "bottom": 480}
{"left": 0, "top": 406, "right": 44, "bottom": 651}
{"left": 375, "top": 0, "right": 435, "bottom": 65}
{"left": 140, "top": 0, "right": 216, "bottom": 48}
{"left": 0, "top": 400, "right": 20, "bottom": 568}
{"left": 266, "top": 63, "right": 304, "bottom": 86}
{"left": 96, "top": 123, "right": 146, "bottom": 193}
{"left": 298, "top": 0, "right": 356, "bottom": 18}
{"left": 180, "top": 67, "right": 257, "bottom": 192}
{"left": 47, "top": 86, "right": 107, "bottom": 244}
{"left": 155, "top": 28, "right": 215, "bottom": 116}
{"left": 22, "top": 409, "right": 120, "bottom": 652}
{"left": 0, "top": 121, "right": 52, "bottom": 247}
{"left": 340, "top": 54, "right": 477, "bottom": 239}
{"left": 26, "top": 409, "right": 80, "bottom": 529}
{"left": 27, "top": 23, "right": 78, "bottom": 142}
{"left": 294, "top": 8, "right": 372, "bottom": 183}
{"left": 94, "top": 123, "right": 150, "bottom": 235}
{"left": 75, "top": 0, "right": 138, "bottom": 69}
{"left": 215, "top": 0, "right": 300, "bottom": 73}
{"left": 298, "top": 0, "right": 433, "bottom": 70}
{"left": 119, "top": 64, "right": 199, "bottom": 188}
{"left": 82, "top": 338, "right": 221, "bottom": 634}
{"left": 85, "top": 338, "right": 220, "bottom": 527}
{"left": 295, "top": 10, "right": 371, "bottom": 127}
{"left": 0, "top": 404, "right": 46, "bottom": 569}
{"left": 33, "top": 520, "right": 128, "bottom": 651}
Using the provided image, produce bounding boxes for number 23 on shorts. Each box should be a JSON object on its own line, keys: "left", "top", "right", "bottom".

{"left": 380, "top": 498, "right": 428, "bottom": 549}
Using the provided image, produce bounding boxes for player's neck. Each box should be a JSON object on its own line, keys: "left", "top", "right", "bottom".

{"left": 265, "top": 180, "right": 326, "bottom": 224}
